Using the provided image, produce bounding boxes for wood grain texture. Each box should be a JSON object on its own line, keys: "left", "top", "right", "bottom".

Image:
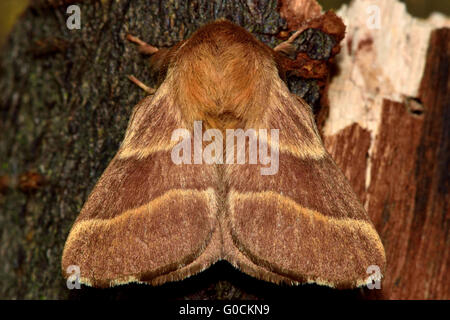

{"left": 324, "top": 123, "right": 371, "bottom": 203}
{"left": 324, "top": 28, "right": 449, "bottom": 299}
{"left": 400, "top": 28, "right": 449, "bottom": 299}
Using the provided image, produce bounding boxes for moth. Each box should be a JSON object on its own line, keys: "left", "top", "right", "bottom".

{"left": 62, "top": 20, "right": 386, "bottom": 289}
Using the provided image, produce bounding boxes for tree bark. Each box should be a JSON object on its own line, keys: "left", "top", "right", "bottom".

{"left": 323, "top": 0, "right": 449, "bottom": 300}
{"left": 0, "top": 0, "right": 448, "bottom": 300}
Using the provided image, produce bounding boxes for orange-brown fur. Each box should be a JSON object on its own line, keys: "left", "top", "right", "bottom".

{"left": 153, "top": 20, "right": 288, "bottom": 131}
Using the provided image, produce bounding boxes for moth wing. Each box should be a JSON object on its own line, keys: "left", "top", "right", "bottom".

{"left": 62, "top": 89, "right": 220, "bottom": 287}
{"left": 224, "top": 90, "right": 386, "bottom": 289}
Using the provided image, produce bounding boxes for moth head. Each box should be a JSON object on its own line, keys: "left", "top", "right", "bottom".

{"left": 146, "top": 20, "right": 293, "bottom": 91}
